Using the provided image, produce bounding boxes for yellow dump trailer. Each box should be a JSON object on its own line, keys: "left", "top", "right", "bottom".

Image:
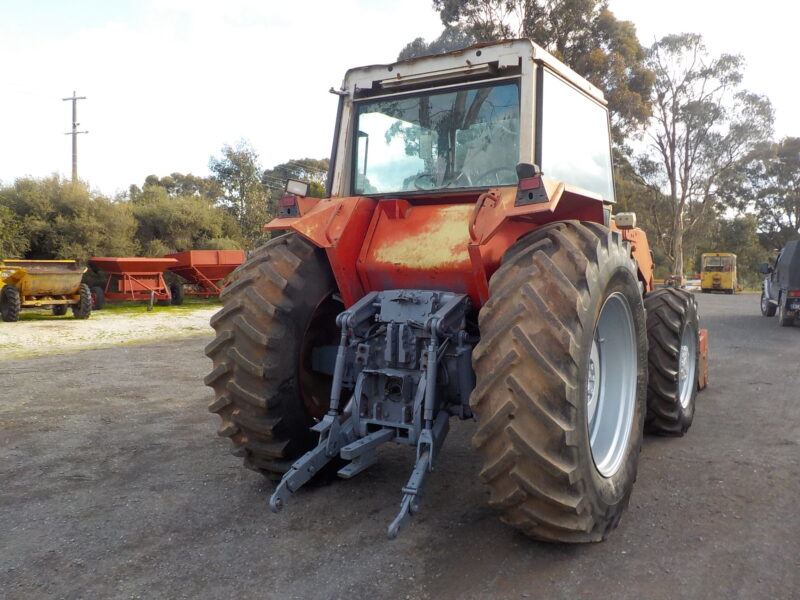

{"left": 700, "top": 253, "right": 738, "bottom": 294}
{"left": 0, "top": 260, "right": 91, "bottom": 321}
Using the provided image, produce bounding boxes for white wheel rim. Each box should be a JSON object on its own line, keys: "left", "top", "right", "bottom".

{"left": 587, "top": 292, "right": 638, "bottom": 478}
{"left": 677, "top": 323, "right": 697, "bottom": 408}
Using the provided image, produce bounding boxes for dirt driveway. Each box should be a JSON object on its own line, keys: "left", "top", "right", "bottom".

{"left": 0, "top": 293, "right": 798, "bottom": 599}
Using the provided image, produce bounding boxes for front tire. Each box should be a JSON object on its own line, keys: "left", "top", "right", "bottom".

{"left": 205, "top": 234, "right": 340, "bottom": 478}
{"left": 52, "top": 304, "right": 68, "bottom": 316}
{"left": 643, "top": 288, "right": 699, "bottom": 436}
{"left": 1, "top": 285, "right": 21, "bottom": 322}
{"left": 470, "top": 221, "right": 648, "bottom": 543}
{"left": 71, "top": 283, "right": 92, "bottom": 319}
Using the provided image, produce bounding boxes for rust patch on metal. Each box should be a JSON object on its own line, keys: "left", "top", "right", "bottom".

{"left": 371, "top": 205, "right": 471, "bottom": 269}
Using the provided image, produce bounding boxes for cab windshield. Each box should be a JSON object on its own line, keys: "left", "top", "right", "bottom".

{"left": 352, "top": 81, "right": 520, "bottom": 195}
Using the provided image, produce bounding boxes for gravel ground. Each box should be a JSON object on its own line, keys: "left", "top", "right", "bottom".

{"left": 0, "top": 305, "right": 217, "bottom": 360}
{"left": 0, "top": 293, "right": 798, "bottom": 599}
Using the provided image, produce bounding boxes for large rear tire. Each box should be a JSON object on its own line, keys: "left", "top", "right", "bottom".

{"left": 470, "top": 221, "right": 648, "bottom": 543}
{"left": 1, "top": 285, "right": 21, "bottom": 322}
{"left": 643, "top": 288, "right": 699, "bottom": 436}
{"left": 205, "top": 233, "right": 340, "bottom": 478}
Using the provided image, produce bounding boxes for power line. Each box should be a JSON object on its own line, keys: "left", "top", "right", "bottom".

{"left": 62, "top": 91, "right": 88, "bottom": 183}
{"left": 270, "top": 160, "right": 329, "bottom": 176}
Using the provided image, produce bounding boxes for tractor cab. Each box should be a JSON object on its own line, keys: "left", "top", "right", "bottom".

{"left": 269, "top": 40, "right": 637, "bottom": 309}
{"left": 326, "top": 39, "right": 615, "bottom": 204}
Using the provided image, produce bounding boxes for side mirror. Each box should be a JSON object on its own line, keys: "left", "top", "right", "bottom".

{"left": 758, "top": 263, "right": 772, "bottom": 275}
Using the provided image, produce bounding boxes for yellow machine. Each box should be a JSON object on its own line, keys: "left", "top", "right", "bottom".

{"left": 0, "top": 259, "right": 92, "bottom": 321}
{"left": 700, "top": 253, "right": 738, "bottom": 294}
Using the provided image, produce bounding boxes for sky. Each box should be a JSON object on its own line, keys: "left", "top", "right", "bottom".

{"left": 1, "top": 0, "right": 798, "bottom": 195}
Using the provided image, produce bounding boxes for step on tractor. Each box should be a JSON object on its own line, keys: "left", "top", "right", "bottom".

{"left": 205, "top": 39, "right": 709, "bottom": 542}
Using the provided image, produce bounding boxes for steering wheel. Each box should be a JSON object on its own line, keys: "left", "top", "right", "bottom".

{"left": 413, "top": 173, "right": 436, "bottom": 190}
{"left": 414, "top": 171, "right": 475, "bottom": 190}
{"left": 472, "top": 166, "right": 518, "bottom": 187}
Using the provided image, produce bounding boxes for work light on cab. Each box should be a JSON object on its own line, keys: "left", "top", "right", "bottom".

{"left": 278, "top": 179, "right": 309, "bottom": 218}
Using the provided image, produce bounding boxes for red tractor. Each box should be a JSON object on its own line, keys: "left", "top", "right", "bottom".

{"left": 205, "top": 40, "right": 708, "bottom": 541}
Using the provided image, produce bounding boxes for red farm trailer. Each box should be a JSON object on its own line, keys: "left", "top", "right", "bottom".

{"left": 89, "top": 257, "right": 178, "bottom": 308}
{"left": 164, "top": 250, "right": 245, "bottom": 304}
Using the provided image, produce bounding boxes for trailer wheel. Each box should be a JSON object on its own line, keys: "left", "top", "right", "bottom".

{"left": 52, "top": 304, "right": 68, "bottom": 316}
{"left": 170, "top": 282, "right": 185, "bottom": 305}
{"left": 91, "top": 286, "right": 105, "bottom": 310}
{"left": 1, "top": 285, "right": 21, "bottom": 322}
{"left": 470, "top": 221, "right": 648, "bottom": 543}
{"left": 205, "top": 233, "right": 340, "bottom": 478}
{"left": 643, "top": 288, "right": 699, "bottom": 436}
{"left": 71, "top": 283, "right": 92, "bottom": 319}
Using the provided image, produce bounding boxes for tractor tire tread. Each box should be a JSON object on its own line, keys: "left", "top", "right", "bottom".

{"left": 643, "top": 288, "right": 698, "bottom": 436}
{"left": 471, "top": 220, "right": 646, "bottom": 543}
{"left": 205, "top": 233, "right": 334, "bottom": 478}
{"left": 1, "top": 285, "right": 21, "bottom": 322}
{"left": 71, "top": 283, "right": 92, "bottom": 319}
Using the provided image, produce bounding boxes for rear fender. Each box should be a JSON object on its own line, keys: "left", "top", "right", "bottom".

{"left": 265, "top": 196, "right": 377, "bottom": 306}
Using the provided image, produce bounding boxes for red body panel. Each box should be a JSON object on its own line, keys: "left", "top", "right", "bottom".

{"left": 265, "top": 179, "right": 629, "bottom": 308}
{"left": 89, "top": 257, "right": 178, "bottom": 274}
{"left": 698, "top": 328, "right": 709, "bottom": 390}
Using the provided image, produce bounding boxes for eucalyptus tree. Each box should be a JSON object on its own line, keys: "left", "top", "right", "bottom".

{"left": 400, "top": 0, "right": 654, "bottom": 144}
{"left": 639, "top": 33, "right": 773, "bottom": 278}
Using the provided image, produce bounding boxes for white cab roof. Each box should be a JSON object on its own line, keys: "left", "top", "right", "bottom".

{"left": 342, "top": 38, "right": 605, "bottom": 104}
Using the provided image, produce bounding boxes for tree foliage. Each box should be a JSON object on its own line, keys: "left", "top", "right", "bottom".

{"left": 637, "top": 33, "right": 773, "bottom": 278}
{"left": 401, "top": 0, "right": 654, "bottom": 143}
{"left": 209, "top": 140, "right": 272, "bottom": 246}
{"left": 398, "top": 24, "right": 478, "bottom": 61}
{"left": 0, "top": 203, "right": 29, "bottom": 258}
{"left": 133, "top": 172, "right": 222, "bottom": 200}
{"left": 723, "top": 137, "right": 800, "bottom": 249}
{"left": 0, "top": 176, "right": 137, "bottom": 262}
{"left": 129, "top": 178, "right": 242, "bottom": 255}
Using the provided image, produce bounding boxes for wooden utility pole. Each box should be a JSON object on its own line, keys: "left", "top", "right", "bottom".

{"left": 62, "top": 91, "right": 87, "bottom": 182}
